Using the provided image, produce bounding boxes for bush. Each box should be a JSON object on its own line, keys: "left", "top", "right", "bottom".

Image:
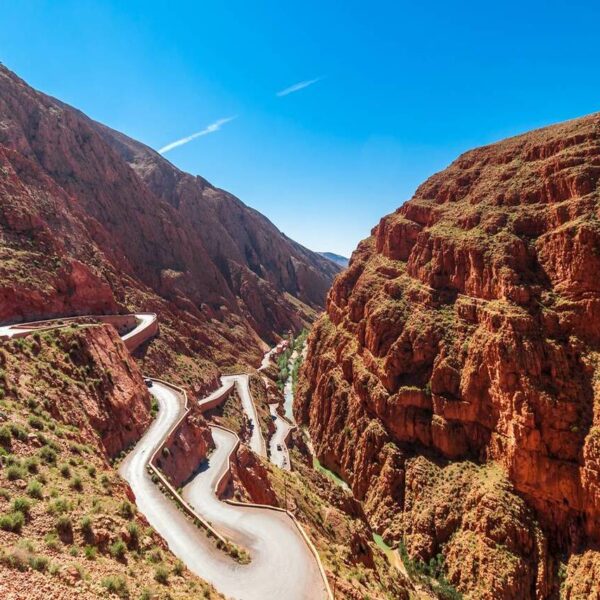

{"left": 27, "top": 416, "right": 44, "bottom": 431}
{"left": 147, "top": 547, "right": 162, "bottom": 563}
{"left": 101, "top": 575, "right": 129, "bottom": 597}
{"left": 44, "top": 532, "right": 59, "bottom": 549}
{"left": 70, "top": 475, "right": 83, "bottom": 491}
{"left": 59, "top": 464, "right": 71, "bottom": 478}
{"left": 11, "top": 497, "right": 31, "bottom": 516}
{"left": 0, "top": 547, "right": 28, "bottom": 571}
{"left": 9, "top": 424, "right": 27, "bottom": 442}
{"left": 154, "top": 564, "right": 169, "bottom": 585}
{"left": 80, "top": 515, "right": 93, "bottom": 537}
{"left": 26, "top": 480, "right": 43, "bottom": 499}
{"left": 24, "top": 457, "right": 39, "bottom": 474}
{"left": 139, "top": 588, "right": 156, "bottom": 600}
{"left": 173, "top": 559, "right": 184, "bottom": 576}
{"left": 84, "top": 545, "right": 97, "bottom": 560}
{"left": 47, "top": 497, "right": 69, "bottom": 515}
{"left": 0, "top": 426, "right": 11, "bottom": 447}
{"left": 118, "top": 500, "right": 135, "bottom": 520}
{"left": 126, "top": 522, "right": 139, "bottom": 548}
{"left": 110, "top": 539, "right": 127, "bottom": 560}
{"left": 38, "top": 446, "right": 57, "bottom": 464}
{"left": 0, "top": 487, "right": 10, "bottom": 500}
{"left": 87, "top": 465, "right": 96, "bottom": 478}
{"left": 0, "top": 511, "right": 24, "bottom": 533}
{"left": 28, "top": 554, "right": 49, "bottom": 572}
{"left": 6, "top": 465, "right": 25, "bottom": 481}
{"left": 55, "top": 515, "right": 72, "bottom": 535}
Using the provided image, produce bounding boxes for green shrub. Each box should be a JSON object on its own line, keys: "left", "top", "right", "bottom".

{"left": 173, "top": 559, "right": 184, "bottom": 576}
{"left": 69, "top": 475, "right": 83, "bottom": 492}
{"left": 0, "top": 511, "right": 24, "bottom": 533}
{"left": 101, "top": 575, "right": 129, "bottom": 598}
{"left": 59, "top": 463, "right": 71, "bottom": 478}
{"left": 0, "top": 487, "right": 10, "bottom": 500}
{"left": 138, "top": 588, "right": 156, "bottom": 600}
{"left": 0, "top": 426, "right": 11, "bottom": 447}
{"left": 11, "top": 497, "right": 31, "bottom": 516}
{"left": 87, "top": 465, "right": 96, "bottom": 478}
{"left": 27, "top": 416, "right": 44, "bottom": 431}
{"left": 147, "top": 547, "right": 162, "bottom": 563}
{"left": 84, "top": 545, "right": 97, "bottom": 560}
{"left": 47, "top": 497, "right": 69, "bottom": 515}
{"left": 28, "top": 554, "right": 49, "bottom": 572}
{"left": 0, "top": 547, "right": 28, "bottom": 570}
{"left": 24, "top": 457, "right": 39, "bottom": 474}
{"left": 6, "top": 465, "right": 25, "bottom": 481}
{"left": 110, "top": 539, "right": 127, "bottom": 560}
{"left": 118, "top": 500, "right": 135, "bottom": 520}
{"left": 126, "top": 522, "right": 139, "bottom": 548}
{"left": 80, "top": 515, "right": 93, "bottom": 536}
{"left": 44, "top": 532, "right": 60, "bottom": 549}
{"left": 154, "top": 564, "right": 169, "bottom": 584}
{"left": 55, "top": 515, "right": 72, "bottom": 535}
{"left": 9, "top": 424, "right": 27, "bottom": 442}
{"left": 38, "top": 446, "right": 57, "bottom": 464}
{"left": 26, "top": 480, "right": 43, "bottom": 499}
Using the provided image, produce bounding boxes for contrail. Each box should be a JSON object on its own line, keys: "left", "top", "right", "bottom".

{"left": 158, "top": 116, "right": 237, "bottom": 154}
{"left": 276, "top": 77, "right": 323, "bottom": 97}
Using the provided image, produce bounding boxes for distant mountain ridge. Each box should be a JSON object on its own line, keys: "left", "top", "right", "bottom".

{"left": 318, "top": 252, "right": 349, "bottom": 267}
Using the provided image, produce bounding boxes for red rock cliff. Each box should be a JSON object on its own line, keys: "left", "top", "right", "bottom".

{"left": 0, "top": 64, "right": 339, "bottom": 386}
{"left": 298, "top": 113, "right": 600, "bottom": 598}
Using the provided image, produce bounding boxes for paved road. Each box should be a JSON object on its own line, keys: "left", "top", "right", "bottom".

{"left": 222, "top": 374, "right": 267, "bottom": 458}
{"left": 118, "top": 383, "right": 248, "bottom": 593}
{"left": 121, "top": 381, "right": 328, "bottom": 600}
{"left": 0, "top": 313, "right": 157, "bottom": 351}
{"left": 268, "top": 404, "right": 292, "bottom": 470}
{"left": 1, "top": 315, "right": 328, "bottom": 599}
{"left": 182, "top": 425, "right": 327, "bottom": 600}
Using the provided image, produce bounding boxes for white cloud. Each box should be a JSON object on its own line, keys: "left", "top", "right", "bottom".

{"left": 276, "top": 77, "right": 323, "bottom": 97}
{"left": 158, "top": 116, "right": 237, "bottom": 154}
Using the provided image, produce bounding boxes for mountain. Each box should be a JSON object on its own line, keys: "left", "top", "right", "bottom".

{"left": 318, "top": 252, "right": 349, "bottom": 267}
{"left": 0, "top": 64, "right": 339, "bottom": 387}
{"left": 298, "top": 112, "right": 600, "bottom": 598}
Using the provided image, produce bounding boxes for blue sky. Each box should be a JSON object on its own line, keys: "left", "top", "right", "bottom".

{"left": 2, "top": 0, "right": 600, "bottom": 256}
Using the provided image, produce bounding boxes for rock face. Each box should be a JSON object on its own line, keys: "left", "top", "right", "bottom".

{"left": 0, "top": 64, "right": 339, "bottom": 385}
{"left": 298, "top": 113, "right": 600, "bottom": 598}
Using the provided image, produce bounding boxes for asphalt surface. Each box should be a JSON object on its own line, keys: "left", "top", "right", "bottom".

{"left": 183, "top": 425, "right": 327, "bottom": 600}
{"left": 121, "top": 381, "right": 327, "bottom": 600}
{"left": 222, "top": 374, "right": 267, "bottom": 457}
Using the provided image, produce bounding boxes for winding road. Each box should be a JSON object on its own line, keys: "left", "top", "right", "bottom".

{"left": 1, "top": 313, "right": 329, "bottom": 599}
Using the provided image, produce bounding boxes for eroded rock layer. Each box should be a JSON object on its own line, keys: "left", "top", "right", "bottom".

{"left": 297, "top": 113, "right": 600, "bottom": 598}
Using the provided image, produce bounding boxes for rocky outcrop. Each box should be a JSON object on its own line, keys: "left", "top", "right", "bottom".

{"left": 0, "top": 324, "right": 152, "bottom": 457}
{"left": 231, "top": 445, "right": 279, "bottom": 505}
{"left": 155, "top": 407, "right": 214, "bottom": 488}
{"left": 0, "top": 64, "right": 339, "bottom": 386}
{"left": 298, "top": 113, "right": 600, "bottom": 598}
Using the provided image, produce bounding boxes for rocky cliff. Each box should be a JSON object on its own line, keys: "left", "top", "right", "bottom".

{"left": 298, "top": 113, "right": 600, "bottom": 598}
{"left": 0, "top": 64, "right": 339, "bottom": 387}
{"left": 0, "top": 325, "right": 221, "bottom": 599}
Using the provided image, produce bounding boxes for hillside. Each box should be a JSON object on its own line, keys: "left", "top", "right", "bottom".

{"left": 0, "top": 64, "right": 339, "bottom": 389}
{"left": 298, "top": 112, "right": 600, "bottom": 598}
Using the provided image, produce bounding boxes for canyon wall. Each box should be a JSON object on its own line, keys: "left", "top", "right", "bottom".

{"left": 297, "top": 112, "right": 600, "bottom": 598}
{"left": 0, "top": 64, "right": 339, "bottom": 387}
